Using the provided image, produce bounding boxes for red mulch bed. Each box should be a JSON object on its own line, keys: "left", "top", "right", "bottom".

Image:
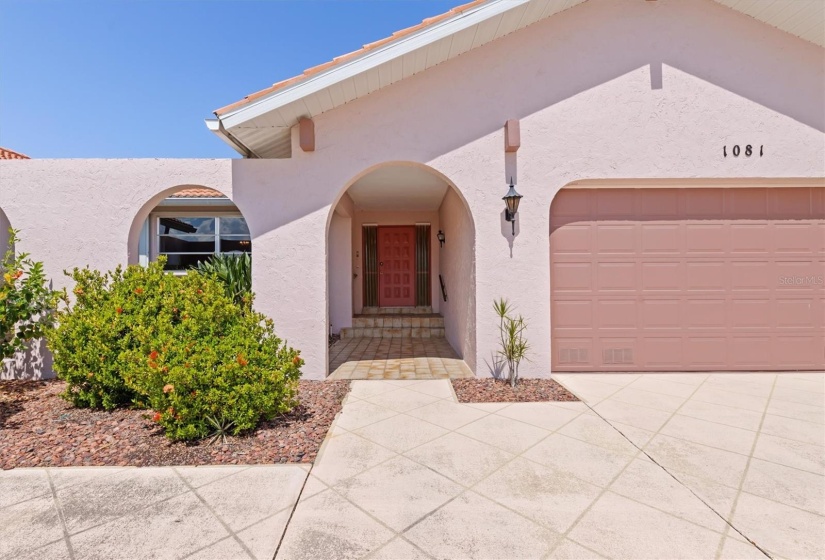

{"left": 0, "top": 379, "right": 349, "bottom": 469}
{"left": 451, "top": 378, "right": 579, "bottom": 403}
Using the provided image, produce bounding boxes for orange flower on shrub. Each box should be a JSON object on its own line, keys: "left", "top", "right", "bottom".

{"left": 292, "top": 356, "right": 301, "bottom": 367}
{"left": 116, "top": 306, "right": 123, "bottom": 314}
{"left": 134, "top": 287, "right": 144, "bottom": 295}
{"left": 149, "top": 350, "right": 159, "bottom": 360}
{"left": 163, "top": 384, "right": 174, "bottom": 394}
{"left": 12, "top": 270, "right": 23, "bottom": 279}
{"left": 73, "top": 287, "right": 84, "bottom": 296}
{"left": 152, "top": 412, "right": 162, "bottom": 422}
{"left": 237, "top": 354, "right": 248, "bottom": 366}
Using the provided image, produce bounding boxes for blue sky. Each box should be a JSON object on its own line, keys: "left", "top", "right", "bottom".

{"left": 0, "top": 0, "right": 458, "bottom": 158}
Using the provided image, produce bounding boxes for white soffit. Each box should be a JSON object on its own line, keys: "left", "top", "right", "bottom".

{"left": 209, "top": 0, "right": 824, "bottom": 159}
{"left": 714, "top": 0, "right": 825, "bottom": 48}
{"left": 346, "top": 166, "right": 450, "bottom": 211}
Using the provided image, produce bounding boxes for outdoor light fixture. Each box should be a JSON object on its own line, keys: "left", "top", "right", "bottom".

{"left": 437, "top": 230, "right": 446, "bottom": 247}
{"left": 503, "top": 177, "right": 523, "bottom": 235}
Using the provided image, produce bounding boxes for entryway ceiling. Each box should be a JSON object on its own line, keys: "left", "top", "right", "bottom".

{"left": 347, "top": 165, "right": 449, "bottom": 211}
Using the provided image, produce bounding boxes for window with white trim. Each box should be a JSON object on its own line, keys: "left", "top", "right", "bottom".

{"left": 156, "top": 215, "right": 251, "bottom": 271}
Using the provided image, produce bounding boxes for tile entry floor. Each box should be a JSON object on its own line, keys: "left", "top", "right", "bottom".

{"left": 328, "top": 337, "right": 473, "bottom": 380}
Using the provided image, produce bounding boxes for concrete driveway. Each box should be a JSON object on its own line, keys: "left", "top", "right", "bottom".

{"left": 279, "top": 373, "right": 824, "bottom": 559}
{"left": 2, "top": 373, "right": 822, "bottom": 559}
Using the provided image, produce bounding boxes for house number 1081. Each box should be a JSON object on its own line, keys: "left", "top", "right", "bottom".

{"left": 723, "top": 144, "right": 763, "bottom": 157}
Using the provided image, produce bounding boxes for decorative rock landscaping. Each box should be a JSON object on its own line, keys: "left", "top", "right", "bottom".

{"left": 0, "top": 379, "right": 349, "bottom": 469}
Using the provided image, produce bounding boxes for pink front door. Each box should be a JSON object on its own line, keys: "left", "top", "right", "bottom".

{"left": 378, "top": 226, "right": 416, "bottom": 307}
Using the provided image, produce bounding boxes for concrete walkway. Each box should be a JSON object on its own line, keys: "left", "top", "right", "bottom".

{"left": 0, "top": 465, "right": 308, "bottom": 560}
{"left": 279, "top": 374, "right": 824, "bottom": 559}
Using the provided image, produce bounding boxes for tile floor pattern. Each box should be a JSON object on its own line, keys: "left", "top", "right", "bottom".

{"left": 0, "top": 465, "right": 308, "bottom": 560}
{"left": 279, "top": 373, "right": 824, "bottom": 560}
{"left": 328, "top": 337, "right": 474, "bottom": 380}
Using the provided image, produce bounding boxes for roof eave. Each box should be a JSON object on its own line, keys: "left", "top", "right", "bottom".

{"left": 213, "top": 0, "right": 523, "bottom": 130}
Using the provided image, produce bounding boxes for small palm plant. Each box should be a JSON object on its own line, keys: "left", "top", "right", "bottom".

{"left": 493, "top": 298, "right": 529, "bottom": 387}
{"left": 195, "top": 253, "right": 251, "bottom": 306}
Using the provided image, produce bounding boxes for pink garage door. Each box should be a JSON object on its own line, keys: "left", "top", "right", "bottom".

{"left": 550, "top": 187, "right": 824, "bottom": 372}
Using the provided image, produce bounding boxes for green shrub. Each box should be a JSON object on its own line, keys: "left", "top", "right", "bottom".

{"left": 47, "top": 259, "right": 303, "bottom": 440}
{"left": 46, "top": 260, "right": 171, "bottom": 409}
{"left": 1, "top": 228, "right": 59, "bottom": 359}
{"left": 195, "top": 253, "right": 251, "bottom": 306}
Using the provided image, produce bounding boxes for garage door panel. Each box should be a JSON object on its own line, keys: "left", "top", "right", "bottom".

{"left": 773, "top": 224, "right": 819, "bottom": 254}
{"left": 599, "top": 339, "right": 636, "bottom": 367}
{"left": 686, "top": 224, "right": 727, "bottom": 254}
{"left": 685, "top": 337, "right": 728, "bottom": 366}
{"left": 642, "top": 262, "right": 683, "bottom": 291}
{"left": 775, "top": 298, "right": 816, "bottom": 328}
{"left": 641, "top": 300, "right": 681, "bottom": 329}
{"left": 731, "top": 224, "right": 772, "bottom": 254}
{"left": 769, "top": 188, "right": 815, "bottom": 217}
{"left": 554, "top": 300, "right": 592, "bottom": 329}
{"left": 549, "top": 224, "right": 590, "bottom": 253}
{"left": 552, "top": 262, "right": 592, "bottom": 291}
{"left": 641, "top": 338, "right": 683, "bottom": 366}
{"left": 640, "top": 190, "right": 680, "bottom": 217}
{"left": 641, "top": 224, "right": 681, "bottom": 253}
{"left": 596, "top": 225, "right": 635, "bottom": 254}
{"left": 730, "top": 261, "right": 772, "bottom": 291}
{"left": 686, "top": 262, "right": 728, "bottom": 291}
{"left": 730, "top": 337, "right": 772, "bottom": 367}
{"left": 727, "top": 189, "right": 769, "bottom": 219}
{"left": 685, "top": 189, "right": 725, "bottom": 217}
{"left": 551, "top": 187, "right": 825, "bottom": 372}
{"left": 730, "top": 299, "right": 771, "bottom": 329}
{"left": 595, "top": 191, "right": 634, "bottom": 217}
{"left": 777, "top": 336, "right": 819, "bottom": 367}
{"left": 596, "top": 300, "right": 637, "bottom": 329}
{"left": 686, "top": 299, "right": 727, "bottom": 329}
{"left": 597, "top": 262, "right": 636, "bottom": 291}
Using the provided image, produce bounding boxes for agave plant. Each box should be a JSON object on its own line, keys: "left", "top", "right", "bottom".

{"left": 194, "top": 253, "right": 251, "bottom": 305}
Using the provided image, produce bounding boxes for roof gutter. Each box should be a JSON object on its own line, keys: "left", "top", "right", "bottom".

{"left": 205, "top": 118, "right": 258, "bottom": 158}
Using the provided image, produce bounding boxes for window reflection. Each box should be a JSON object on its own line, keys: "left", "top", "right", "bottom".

{"left": 157, "top": 215, "right": 251, "bottom": 271}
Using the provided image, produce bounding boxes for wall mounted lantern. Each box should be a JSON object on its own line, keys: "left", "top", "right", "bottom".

{"left": 437, "top": 230, "right": 446, "bottom": 247}
{"left": 503, "top": 177, "right": 523, "bottom": 235}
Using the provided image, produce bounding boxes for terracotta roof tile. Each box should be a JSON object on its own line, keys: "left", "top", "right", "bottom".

{"left": 213, "top": 0, "right": 487, "bottom": 116}
{"left": 168, "top": 188, "right": 226, "bottom": 198}
{"left": 0, "top": 147, "right": 30, "bottom": 160}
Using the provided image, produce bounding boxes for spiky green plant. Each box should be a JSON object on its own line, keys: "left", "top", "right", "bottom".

{"left": 493, "top": 298, "right": 529, "bottom": 387}
{"left": 194, "top": 253, "right": 251, "bottom": 306}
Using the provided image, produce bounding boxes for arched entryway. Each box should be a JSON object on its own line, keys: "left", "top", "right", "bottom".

{"left": 326, "top": 162, "right": 476, "bottom": 379}
{"left": 127, "top": 185, "right": 251, "bottom": 272}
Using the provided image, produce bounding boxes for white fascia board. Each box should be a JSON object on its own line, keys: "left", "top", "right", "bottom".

{"left": 218, "top": 0, "right": 529, "bottom": 130}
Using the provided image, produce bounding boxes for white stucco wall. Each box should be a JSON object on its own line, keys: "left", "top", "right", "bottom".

{"left": 328, "top": 206, "right": 353, "bottom": 335}
{"left": 438, "top": 187, "right": 476, "bottom": 371}
{"left": 2, "top": 0, "right": 823, "bottom": 379}
{"left": 0, "top": 208, "right": 10, "bottom": 256}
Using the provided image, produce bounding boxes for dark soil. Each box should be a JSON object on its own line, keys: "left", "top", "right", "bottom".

{"left": 452, "top": 378, "right": 579, "bottom": 403}
{"left": 0, "top": 379, "right": 349, "bottom": 469}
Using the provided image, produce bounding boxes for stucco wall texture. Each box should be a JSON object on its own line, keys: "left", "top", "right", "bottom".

{"left": 1, "top": 0, "right": 823, "bottom": 379}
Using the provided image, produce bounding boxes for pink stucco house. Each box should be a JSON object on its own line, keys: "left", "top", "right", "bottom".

{"left": 1, "top": 0, "right": 823, "bottom": 380}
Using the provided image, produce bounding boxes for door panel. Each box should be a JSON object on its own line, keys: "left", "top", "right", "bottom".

{"left": 550, "top": 187, "right": 825, "bottom": 372}
{"left": 378, "top": 226, "right": 415, "bottom": 307}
